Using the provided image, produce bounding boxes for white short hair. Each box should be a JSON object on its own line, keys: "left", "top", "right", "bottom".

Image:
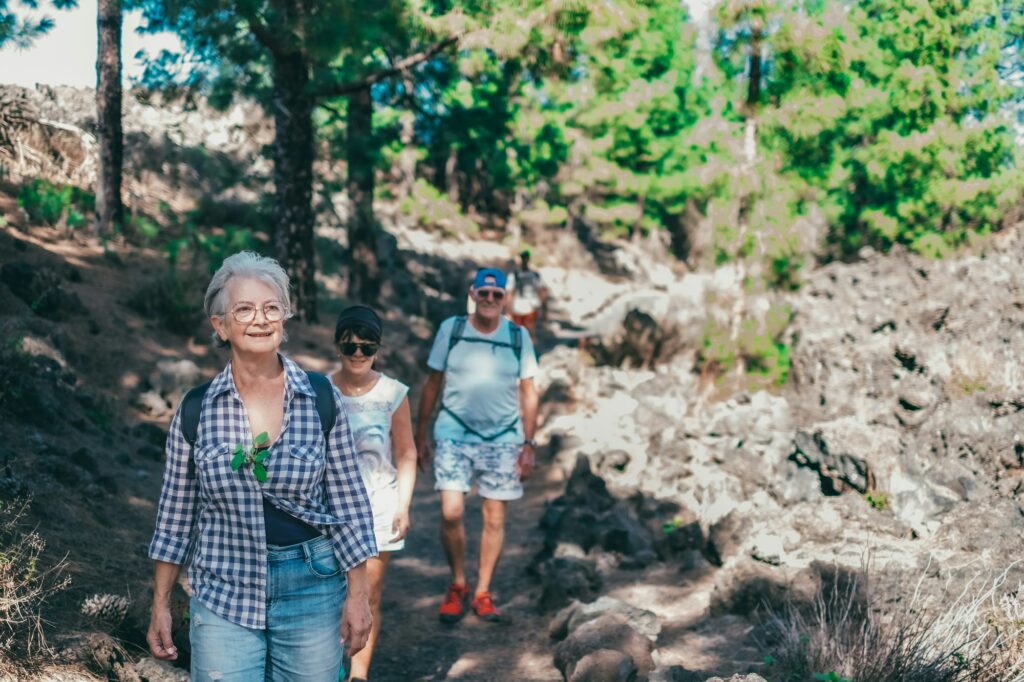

{"left": 204, "top": 251, "right": 292, "bottom": 348}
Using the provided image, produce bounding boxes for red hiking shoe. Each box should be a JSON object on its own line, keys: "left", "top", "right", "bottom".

{"left": 438, "top": 583, "right": 470, "bottom": 623}
{"left": 470, "top": 591, "right": 503, "bottom": 622}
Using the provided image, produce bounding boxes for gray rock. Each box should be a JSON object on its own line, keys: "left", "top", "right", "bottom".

{"left": 538, "top": 557, "right": 603, "bottom": 611}
{"left": 568, "top": 648, "right": 637, "bottom": 682}
{"left": 567, "top": 596, "right": 661, "bottom": 642}
{"left": 553, "top": 614, "right": 655, "bottom": 679}
{"left": 133, "top": 657, "right": 190, "bottom": 682}
{"left": 703, "top": 676, "right": 767, "bottom": 682}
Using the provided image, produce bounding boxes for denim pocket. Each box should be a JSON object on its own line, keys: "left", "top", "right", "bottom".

{"left": 306, "top": 548, "right": 341, "bottom": 578}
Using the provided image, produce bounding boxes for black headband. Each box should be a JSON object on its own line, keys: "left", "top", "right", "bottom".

{"left": 334, "top": 305, "right": 382, "bottom": 343}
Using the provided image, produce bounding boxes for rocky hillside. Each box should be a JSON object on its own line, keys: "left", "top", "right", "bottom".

{"left": 2, "top": 83, "right": 1024, "bottom": 681}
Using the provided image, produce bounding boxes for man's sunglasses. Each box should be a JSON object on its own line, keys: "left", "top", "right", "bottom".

{"left": 476, "top": 288, "right": 505, "bottom": 301}
{"left": 339, "top": 342, "right": 380, "bottom": 357}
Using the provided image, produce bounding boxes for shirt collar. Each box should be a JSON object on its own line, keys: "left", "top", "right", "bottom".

{"left": 206, "top": 353, "right": 316, "bottom": 400}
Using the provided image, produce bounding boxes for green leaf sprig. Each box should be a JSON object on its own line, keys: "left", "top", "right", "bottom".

{"left": 231, "top": 431, "right": 270, "bottom": 483}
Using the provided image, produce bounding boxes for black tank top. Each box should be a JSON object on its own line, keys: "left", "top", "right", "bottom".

{"left": 258, "top": 447, "right": 323, "bottom": 546}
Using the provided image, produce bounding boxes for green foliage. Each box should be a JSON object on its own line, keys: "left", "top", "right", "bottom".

{"left": 814, "top": 673, "right": 851, "bottom": 682}
{"left": 125, "top": 271, "right": 204, "bottom": 336}
{"left": 232, "top": 433, "right": 270, "bottom": 483}
{"left": 699, "top": 303, "right": 793, "bottom": 391}
{"left": 863, "top": 490, "right": 889, "bottom": 512}
{"left": 17, "top": 179, "right": 94, "bottom": 229}
{"left": 398, "top": 179, "right": 478, "bottom": 237}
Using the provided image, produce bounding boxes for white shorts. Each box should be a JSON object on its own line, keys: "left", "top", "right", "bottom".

{"left": 368, "top": 485, "right": 405, "bottom": 553}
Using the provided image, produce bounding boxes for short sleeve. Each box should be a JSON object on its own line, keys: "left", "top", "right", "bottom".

{"left": 426, "top": 318, "right": 454, "bottom": 371}
{"left": 387, "top": 376, "right": 410, "bottom": 413}
{"left": 518, "top": 327, "right": 539, "bottom": 380}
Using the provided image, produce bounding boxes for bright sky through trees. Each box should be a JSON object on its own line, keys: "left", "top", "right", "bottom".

{"left": 0, "top": 0, "right": 179, "bottom": 86}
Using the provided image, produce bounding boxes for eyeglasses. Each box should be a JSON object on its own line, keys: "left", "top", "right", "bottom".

{"left": 230, "top": 301, "right": 288, "bottom": 324}
{"left": 476, "top": 288, "right": 505, "bottom": 301}
{"left": 339, "top": 342, "right": 380, "bottom": 357}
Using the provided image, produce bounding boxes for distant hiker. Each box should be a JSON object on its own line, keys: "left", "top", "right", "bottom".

{"left": 146, "top": 251, "right": 376, "bottom": 681}
{"left": 506, "top": 249, "right": 547, "bottom": 335}
{"left": 415, "top": 267, "right": 540, "bottom": 623}
{"left": 330, "top": 305, "right": 417, "bottom": 682}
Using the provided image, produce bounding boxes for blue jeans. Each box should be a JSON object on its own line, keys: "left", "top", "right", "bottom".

{"left": 190, "top": 535, "right": 346, "bottom": 682}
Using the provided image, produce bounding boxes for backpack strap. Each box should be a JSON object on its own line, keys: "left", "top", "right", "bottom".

{"left": 508, "top": 319, "right": 523, "bottom": 373}
{"left": 304, "top": 370, "right": 337, "bottom": 441}
{"left": 445, "top": 315, "right": 468, "bottom": 366}
{"left": 181, "top": 380, "right": 212, "bottom": 449}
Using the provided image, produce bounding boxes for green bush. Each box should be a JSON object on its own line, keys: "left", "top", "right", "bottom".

{"left": 17, "top": 179, "right": 94, "bottom": 228}
{"left": 398, "top": 178, "right": 479, "bottom": 237}
{"left": 698, "top": 304, "right": 793, "bottom": 392}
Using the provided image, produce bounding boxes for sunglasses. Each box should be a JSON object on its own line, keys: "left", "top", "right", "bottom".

{"left": 476, "top": 288, "right": 505, "bottom": 301}
{"left": 339, "top": 342, "right": 380, "bottom": 357}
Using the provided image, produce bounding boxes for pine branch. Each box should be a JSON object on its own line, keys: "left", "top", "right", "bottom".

{"left": 316, "top": 35, "right": 459, "bottom": 98}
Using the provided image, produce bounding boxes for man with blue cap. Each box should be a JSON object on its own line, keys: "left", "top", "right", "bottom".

{"left": 415, "top": 267, "right": 540, "bottom": 624}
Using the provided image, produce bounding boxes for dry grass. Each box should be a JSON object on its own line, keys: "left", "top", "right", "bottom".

{"left": 758, "top": 561, "right": 1024, "bottom": 682}
{"left": 0, "top": 498, "right": 70, "bottom": 663}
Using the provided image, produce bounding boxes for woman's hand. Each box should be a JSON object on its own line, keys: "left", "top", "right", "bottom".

{"left": 391, "top": 507, "right": 410, "bottom": 543}
{"left": 341, "top": 592, "right": 372, "bottom": 657}
{"left": 146, "top": 602, "right": 178, "bottom": 661}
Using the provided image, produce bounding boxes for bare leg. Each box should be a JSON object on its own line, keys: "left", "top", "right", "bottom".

{"left": 475, "top": 499, "right": 507, "bottom": 595}
{"left": 440, "top": 491, "right": 467, "bottom": 585}
{"left": 347, "top": 554, "right": 390, "bottom": 681}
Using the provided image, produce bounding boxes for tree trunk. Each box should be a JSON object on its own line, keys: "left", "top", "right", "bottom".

{"left": 445, "top": 143, "right": 459, "bottom": 205}
{"left": 743, "top": 24, "right": 762, "bottom": 165}
{"left": 396, "top": 75, "right": 417, "bottom": 203}
{"left": 271, "top": 51, "right": 317, "bottom": 321}
{"left": 94, "top": 0, "right": 123, "bottom": 236}
{"left": 346, "top": 85, "right": 380, "bottom": 301}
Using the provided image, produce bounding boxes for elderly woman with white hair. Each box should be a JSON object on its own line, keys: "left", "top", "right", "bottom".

{"left": 146, "top": 251, "right": 377, "bottom": 681}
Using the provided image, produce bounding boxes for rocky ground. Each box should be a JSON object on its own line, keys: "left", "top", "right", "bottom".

{"left": 2, "top": 83, "right": 1024, "bottom": 681}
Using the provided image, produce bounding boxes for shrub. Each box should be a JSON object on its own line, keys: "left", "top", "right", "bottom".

{"left": 698, "top": 303, "right": 793, "bottom": 392}
{"left": 0, "top": 499, "right": 70, "bottom": 661}
{"left": 759, "top": 563, "right": 1024, "bottom": 682}
{"left": 17, "top": 179, "right": 94, "bottom": 228}
{"left": 125, "top": 271, "right": 204, "bottom": 336}
{"left": 398, "top": 178, "right": 479, "bottom": 237}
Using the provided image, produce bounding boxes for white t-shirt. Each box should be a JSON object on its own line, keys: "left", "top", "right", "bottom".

{"left": 427, "top": 316, "right": 539, "bottom": 444}
{"left": 337, "top": 374, "right": 409, "bottom": 495}
{"left": 507, "top": 269, "right": 544, "bottom": 315}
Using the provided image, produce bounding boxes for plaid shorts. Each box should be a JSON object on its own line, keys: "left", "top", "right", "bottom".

{"left": 433, "top": 440, "right": 524, "bottom": 501}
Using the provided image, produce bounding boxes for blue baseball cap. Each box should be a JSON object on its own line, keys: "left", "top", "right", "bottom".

{"left": 472, "top": 267, "right": 507, "bottom": 290}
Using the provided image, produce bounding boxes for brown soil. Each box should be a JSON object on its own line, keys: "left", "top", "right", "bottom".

{"left": 370, "top": 466, "right": 565, "bottom": 681}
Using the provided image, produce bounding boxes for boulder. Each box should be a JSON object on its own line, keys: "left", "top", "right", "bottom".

{"left": 538, "top": 557, "right": 603, "bottom": 612}
{"left": 566, "top": 596, "right": 661, "bottom": 642}
{"left": 569, "top": 648, "right": 637, "bottom": 682}
{"left": 553, "top": 614, "right": 655, "bottom": 680}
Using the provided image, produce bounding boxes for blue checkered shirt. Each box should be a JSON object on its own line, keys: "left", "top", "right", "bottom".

{"left": 149, "top": 354, "right": 378, "bottom": 629}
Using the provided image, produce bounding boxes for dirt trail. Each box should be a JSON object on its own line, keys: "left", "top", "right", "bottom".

{"left": 370, "top": 458, "right": 565, "bottom": 681}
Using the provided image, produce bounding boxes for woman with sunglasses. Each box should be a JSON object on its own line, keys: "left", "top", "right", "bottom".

{"left": 330, "top": 305, "right": 417, "bottom": 682}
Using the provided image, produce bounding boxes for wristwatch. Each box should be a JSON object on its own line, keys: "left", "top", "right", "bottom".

{"left": 523, "top": 438, "right": 537, "bottom": 447}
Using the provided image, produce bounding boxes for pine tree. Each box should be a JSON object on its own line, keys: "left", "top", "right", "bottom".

{"left": 0, "top": 0, "right": 76, "bottom": 48}
{"left": 94, "top": 0, "right": 124, "bottom": 236}
{"left": 130, "top": 0, "right": 461, "bottom": 319}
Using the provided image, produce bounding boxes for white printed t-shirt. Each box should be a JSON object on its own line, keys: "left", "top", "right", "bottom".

{"left": 337, "top": 373, "right": 409, "bottom": 551}
{"left": 427, "top": 316, "right": 539, "bottom": 445}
